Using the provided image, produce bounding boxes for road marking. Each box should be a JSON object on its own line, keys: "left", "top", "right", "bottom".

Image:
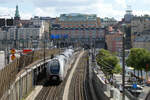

{"left": 63, "top": 50, "right": 84, "bottom": 100}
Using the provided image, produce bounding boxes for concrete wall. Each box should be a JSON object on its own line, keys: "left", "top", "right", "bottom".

{"left": 92, "top": 69, "right": 110, "bottom": 100}
{"left": 92, "top": 68, "right": 132, "bottom": 100}
{"left": 0, "top": 61, "right": 44, "bottom": 100}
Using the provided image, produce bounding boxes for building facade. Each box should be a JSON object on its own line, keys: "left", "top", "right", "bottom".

{"left": 131, "top": 15, "right": 150, "bottom": 46}
{"left": 50, "top": 13, "right": 105, "bottom": 48}
{"left": 55, "top": 13, "right": 101, "bottom": 28}
{"left": 101, "top": 17, "right": 117, "bottom": 28}
{"left": 105, "top": 30, "right": 123, "bottom": 54}
{"left": 133, "top": 33, "right": 150, "bottom": 51}
{"left": 51, "top": 27, "right": 105, "bottom": 48}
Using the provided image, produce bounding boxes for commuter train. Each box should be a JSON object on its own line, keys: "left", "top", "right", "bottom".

{"left": 46, "top": 49, "right": 74, "bottom": 81}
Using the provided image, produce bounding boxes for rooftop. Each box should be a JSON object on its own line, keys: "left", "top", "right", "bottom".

{"left": 59, "top": 13, "right": 97, "bottom": 21}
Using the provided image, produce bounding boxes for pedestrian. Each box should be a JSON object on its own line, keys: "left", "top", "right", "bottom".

{"left": 110, "top": 78, "right": 113, "bottom": 85}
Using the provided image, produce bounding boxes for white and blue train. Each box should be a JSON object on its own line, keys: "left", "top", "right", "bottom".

{"left": 46, "top": 49, "right": 74, "bottom": 81}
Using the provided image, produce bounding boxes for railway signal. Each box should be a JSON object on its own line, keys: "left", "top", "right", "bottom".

{"left": 10, "top": 49, "right": 16, "bottom": 61}
{"left": 11, "top": 54, "right": 16, "bottom": 60}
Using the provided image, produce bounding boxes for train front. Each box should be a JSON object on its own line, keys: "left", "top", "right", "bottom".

{"left": 46, "top": 59, "right": 61, "bottom": 81}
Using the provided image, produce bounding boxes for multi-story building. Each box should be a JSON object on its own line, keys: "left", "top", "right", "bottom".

{"left": 131, "top": 15, "right": 150, "bottom": 46}
{"left": 55, "top": 13, "right": 101, "bottom": 28}
{"left": 124, "top": 6, "right": 133, "bottom": 23}
{"left": 6, "top": 25, "right": 45, "bottom": 48}
{"left": 0, "top": 28, "right": 9, "bottom": 50}
{"left": 51, "top": 27, "right": 105, "bottom": 48}
{"left": 105, "top": 29, "right": 123, "bottom": 54}
{"left": 31, "top": 17, "right": 50, "bottom": 33}
{"left": 50, "top": 13, "right": 104, "bottom": 48}
{"left": 101, "top": 17, "right": 117, "bottom": 28}
{"left": 133, "top": 31, "right": 150, "bottom": 51}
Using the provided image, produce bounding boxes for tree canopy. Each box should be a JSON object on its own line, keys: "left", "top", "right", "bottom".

{"left": 96, "top": 49, "right": 121, "bottom": 75}
{"left": 126, "top": 48, "right": 150, "bottom": 71}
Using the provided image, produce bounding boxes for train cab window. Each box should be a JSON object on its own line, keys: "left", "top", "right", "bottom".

{"left": 50, "top": 60, "right": 60, "bottom": 74}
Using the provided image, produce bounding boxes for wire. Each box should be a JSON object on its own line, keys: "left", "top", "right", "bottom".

{"left": 98, "top": 57, "right": 114, "bottom": 69}
{"left": 98, "top": 62, "right": 113, "bottom": 70}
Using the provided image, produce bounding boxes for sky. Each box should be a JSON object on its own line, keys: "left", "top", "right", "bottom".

{"left": 0, "top": 0, "right": 150, "bottom": 20}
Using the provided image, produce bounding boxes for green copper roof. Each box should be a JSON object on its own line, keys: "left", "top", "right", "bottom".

{"left": 15, "top": 5, "right": 20, "bottom": 18}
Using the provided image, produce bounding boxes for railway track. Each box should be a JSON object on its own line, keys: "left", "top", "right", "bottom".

{"left": 34, "top": 51, "right": 80, "bottom": 100}
{"left": 69, "top": 52, "right": 88, "bottom": 100}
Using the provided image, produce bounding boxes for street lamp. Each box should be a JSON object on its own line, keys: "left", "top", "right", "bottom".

{"left": 43, "top": 32, "right": 46, "bottom": 69}
{"left": 121, "top": 24, "right": 126, "bottom": 100}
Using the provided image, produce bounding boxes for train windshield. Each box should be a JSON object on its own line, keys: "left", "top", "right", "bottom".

{"left": 50, "top": 60, "right": 60, "bottom": 74}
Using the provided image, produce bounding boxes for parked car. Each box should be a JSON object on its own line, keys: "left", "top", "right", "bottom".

{"left": 125, "top": 84, "right": 143, "bottom": 96}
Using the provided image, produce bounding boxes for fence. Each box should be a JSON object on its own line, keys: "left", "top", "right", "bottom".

{"left": 0, "top": 48, "right": 60, "bottom": 99}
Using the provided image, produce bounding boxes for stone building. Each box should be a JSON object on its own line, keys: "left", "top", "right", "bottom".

{"left": 105, "top": 29, "right": 123, "bottom": 54}
{"left": 133, "top": 32, "right": 150, "bottom": 51}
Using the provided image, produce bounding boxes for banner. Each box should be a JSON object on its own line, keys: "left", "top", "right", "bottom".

{"left": 50, "top": 34, "right": 68, "bottom": 39}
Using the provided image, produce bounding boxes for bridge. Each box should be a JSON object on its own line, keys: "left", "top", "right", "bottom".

{"left": 0, "top": 48, "right": 148, "bottom": 100}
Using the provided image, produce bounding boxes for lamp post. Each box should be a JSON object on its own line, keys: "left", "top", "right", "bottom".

{"left": 43, "top": 32, "right": 46, "bottom": 69}
{"left": 121, "top": 24, "right": 126, "bottom": 100}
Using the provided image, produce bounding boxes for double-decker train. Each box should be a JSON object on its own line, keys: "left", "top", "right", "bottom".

{"left": 46, "top": 49, "right": 74, "bottom": 81}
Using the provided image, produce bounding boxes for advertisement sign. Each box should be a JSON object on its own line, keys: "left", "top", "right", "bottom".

{"left": 23, "top": 49, "right": 32, "bottom": 54}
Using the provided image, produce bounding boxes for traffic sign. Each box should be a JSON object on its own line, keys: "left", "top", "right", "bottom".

{"left": 11, "top": 49, "right": 16, "bottom": 54}
{"left": 11, "top": 54, "right": 16, "bottom": 60}
{"left": 132, "top": 83, "right": 137, "bottom": 89}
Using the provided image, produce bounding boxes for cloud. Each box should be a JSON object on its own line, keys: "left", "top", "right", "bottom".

{"left": 33, "top": 0, "right": 99, "bottom": 7}
{"left": 0, "top": 0, "right": 150, "bottom": 20}
{"left": 31, "top": 0, "right": 126, "bottom": 20}
{"left": 114, "top": 0, "right": 126, "bottom": 8}
{"left": 33, "top": 7, "right": 57, "bottom": 17}
{"left": 0, "top": 7, "right": 15, "bottom": 18}
{"left": 20, "top": 12, "right": 32, "bottom": 19}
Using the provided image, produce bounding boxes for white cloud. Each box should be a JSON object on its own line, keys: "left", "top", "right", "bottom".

{"left": 1, "top": 0, "right": 150, "bottom": 20}
{"left": 20, "top": 12, "right": 32, "bottom": 19}
{"left": 33, "top": 7, "right": 58, "bottom": 17}
{"left": 0, "top": 7, "right": 14, "bottom": 18}
{"left": 114, "top": 0, "right": 126, "bottom": 8}
{"left": 31, "top": 0, "right": 125, "bottom": 20}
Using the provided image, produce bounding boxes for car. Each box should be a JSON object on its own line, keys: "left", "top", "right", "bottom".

{"left": 125, "top": 84, "right": 143, "bottom": 96}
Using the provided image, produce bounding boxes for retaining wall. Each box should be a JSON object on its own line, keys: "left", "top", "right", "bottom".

{"left": 92, "top": 69, "right": 110, "bottom": 100}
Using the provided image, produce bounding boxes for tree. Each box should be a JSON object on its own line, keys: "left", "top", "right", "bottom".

{"left": 113, "top": 64, "right": 122, "bottom": 74}
{"left": 126, "top": 48, "right": 150, "bottom": 78}
{"left": 96, "top": 49, "right": 121, "bottom": 78}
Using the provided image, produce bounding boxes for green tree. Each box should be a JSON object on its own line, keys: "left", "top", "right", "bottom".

{"left": 126, "top": 48, "right": 150, "bottom": 78}
{"left": 96, "top": 49, "right": 121, "bottom": 78}
{"left": 112, "top": 64, "right": 122, "bottom": 74}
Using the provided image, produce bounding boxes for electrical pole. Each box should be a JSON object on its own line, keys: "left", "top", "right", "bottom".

{"left": 14, "top": 26, "right": 18, "bottom": 49}
{"left": 122, "top": 25, "right": 126, "bottom": 100}
{"left": 44, "top": 32, "right": 46, "bottom": 68}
